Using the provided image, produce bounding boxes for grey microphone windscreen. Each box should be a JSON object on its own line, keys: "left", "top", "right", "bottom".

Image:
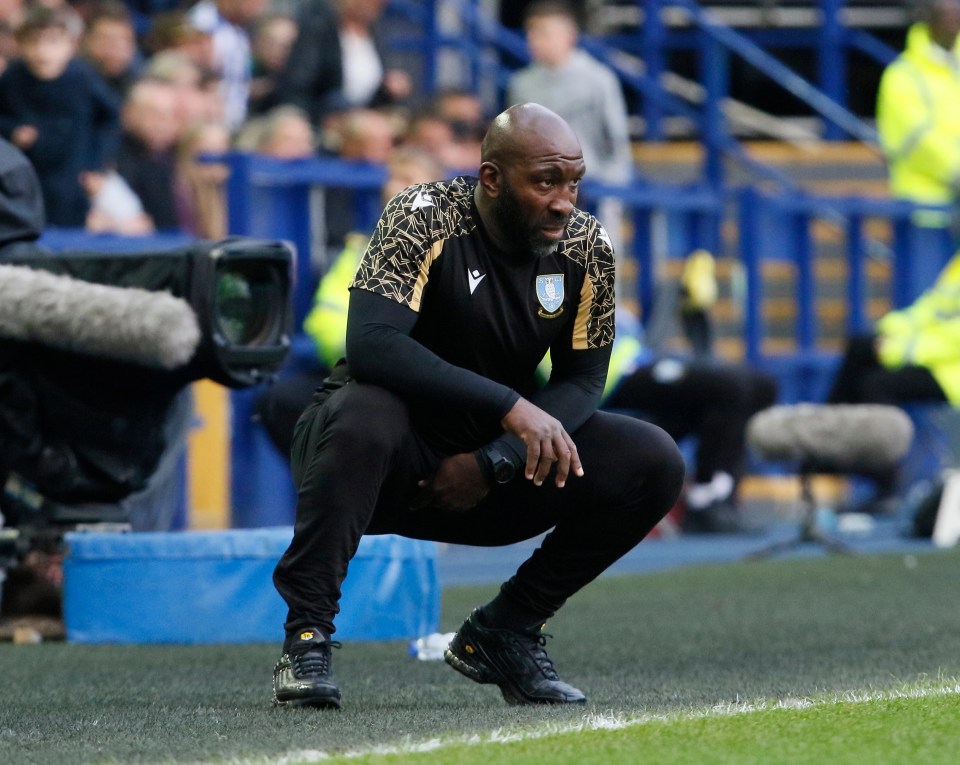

{"left": 0, "top": 263, "right": 200, "bottom": 369}
{"left": 747, "top": 403, "right": 915, "bottom": 473}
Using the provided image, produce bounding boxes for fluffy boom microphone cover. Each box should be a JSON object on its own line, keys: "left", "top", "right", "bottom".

{"left": 0, "top": 263, "right": 201, "bottom": 369}
{"left": 747, "top": 403, "right": 915, "bottom": 473}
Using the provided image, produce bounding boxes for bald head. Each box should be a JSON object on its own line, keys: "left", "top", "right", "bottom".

{"left": 475, "top": 103, "right": 585, "bottom": 259}
{"left": 481, "top": 103, "right": 582, "bottom": 168}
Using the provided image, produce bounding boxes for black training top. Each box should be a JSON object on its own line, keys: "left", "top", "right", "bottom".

{"left": 346, "top": 176, "right": 616, "bottom": 459}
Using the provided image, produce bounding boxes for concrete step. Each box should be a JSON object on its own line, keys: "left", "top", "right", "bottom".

{"left": 632, "top": 140, "right": 889, "bottom": 193}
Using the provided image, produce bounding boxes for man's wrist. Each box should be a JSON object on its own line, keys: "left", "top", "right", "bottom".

{"left": 475, "top": 443, "right": 517, "bottom": 484}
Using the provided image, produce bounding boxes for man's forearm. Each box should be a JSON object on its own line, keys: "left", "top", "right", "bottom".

{"left": 346, "top": 288, "right": 519, "bottom": 420}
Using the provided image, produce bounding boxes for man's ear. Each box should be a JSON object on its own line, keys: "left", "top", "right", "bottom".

{"left": 477, "top": 161, "right": 502, "bottom": 198}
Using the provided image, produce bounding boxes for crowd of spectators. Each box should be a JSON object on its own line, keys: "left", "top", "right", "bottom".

{"left": 0, "top": 0, "right": 485, "bottom": 245}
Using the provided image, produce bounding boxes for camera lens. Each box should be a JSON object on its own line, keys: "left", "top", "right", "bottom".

{"left": 214, "top": 262, "right": 280, "bottom": 346}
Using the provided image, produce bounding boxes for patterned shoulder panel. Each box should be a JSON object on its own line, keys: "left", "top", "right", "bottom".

{"left": 562, "top": 209, "right": 617, "bottom": 350}
{"left": 351, "top": 177, "right": 477, "bottom": 309}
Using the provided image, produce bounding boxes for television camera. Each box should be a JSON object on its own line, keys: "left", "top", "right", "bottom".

{"left": 0, "top": 237, "right": 294, "bottom": 535}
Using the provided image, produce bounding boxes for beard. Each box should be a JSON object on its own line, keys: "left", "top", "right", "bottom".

{"left": 493, "top": 182, "right": 567, "bottom": 259}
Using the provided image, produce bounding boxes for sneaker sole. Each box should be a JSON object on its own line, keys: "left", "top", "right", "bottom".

{"left": 445, "top": 644, "right": 585, "bottom": 706}
{"left": 273, "top": 691, "right": 342, "bottom": 710}
{"left": 443, "top": 646, "right": 491, "bottom": 683}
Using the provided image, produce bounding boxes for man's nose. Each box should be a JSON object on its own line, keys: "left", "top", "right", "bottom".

{"left": 550, "top": 189, "right": 575, "bottom": 216}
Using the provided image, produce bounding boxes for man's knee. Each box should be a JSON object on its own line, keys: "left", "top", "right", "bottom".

{"left": 583, "top": 414, "right": 685, "bottom": 508}
{"left": 639, "top": 423, "right": 686, "bottom": 508}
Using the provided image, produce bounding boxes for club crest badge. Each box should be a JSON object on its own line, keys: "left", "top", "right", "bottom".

{"left": 536, "top": 274, "right": 564, "bottom": 317}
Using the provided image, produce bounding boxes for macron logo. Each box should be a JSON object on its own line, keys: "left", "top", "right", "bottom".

{"left": 468, "top": 269, "right": 486, "bottom": 294}
{"left": 411, "top": 191, "right": 434, "bottom": 210}
{"left": 597, "top": 225, "right": 613, "bottom": 250}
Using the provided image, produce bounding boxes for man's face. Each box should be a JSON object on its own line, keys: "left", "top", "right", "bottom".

{"left": 21, "top": 27, "right": 75, "bottom": 80}
{"left": 492, "top": 155, "right": 584, "bottom": 258}
{"left": 125, "top": 85, "right": 181, "bottom": 152}
{"left": 525, "top": 13, "right": 577, "bottom": 68}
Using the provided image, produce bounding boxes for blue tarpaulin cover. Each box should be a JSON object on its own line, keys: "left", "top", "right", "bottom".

{"left": 63, "top": 528, "right": 440, "bottom": 644}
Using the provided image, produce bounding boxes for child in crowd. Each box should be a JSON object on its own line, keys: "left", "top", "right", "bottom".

{"left": 0, "top": 5, "right": 120, "bottom": 227}
{"left": 80, "top": 0, "right": 141, "bottom": 98}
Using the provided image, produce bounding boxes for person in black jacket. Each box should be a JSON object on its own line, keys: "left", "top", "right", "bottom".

{"left": 270, "top": 0, "right": 410, "bottom": 124}
{"left": 115, "top": 79, "right": 181, "bottom": 231}
{"left": 270, "top": 103, "right": 685, "bottom": 709}
{"left": 0, "top": 6, "right": 120, "bottom": 228}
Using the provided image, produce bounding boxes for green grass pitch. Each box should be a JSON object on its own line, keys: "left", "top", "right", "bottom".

{"left": 2, "top": 548, "right": 959, "bottom": 764}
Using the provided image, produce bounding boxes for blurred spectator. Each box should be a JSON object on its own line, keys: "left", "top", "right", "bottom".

{"left": 255, "top": 147, "right": 446, "bottom": 458}
{"left": 432, "top": 88, "right": 486, "bottom": 136}
{"left": 273, "top": 0, "right": 410, "bottom": 125}
{"left": 187, "top": 0, "right": 269, "bottom": 130}
{"left": 235, "top": 103, "right": 316, "bottom": 157}
{"left": 80, "top": 0, "right": 141, "bottom": 98}
{"left": 0, "top": 5, "right": 121, "bottom": 227}
{"left": 401, "top": 90, "right": 485, "bottom": 174}
{"left": 174, "top": 119, "right": 229, "bottom": 238}
{"left": 506, "top": 0, "right": 633, "bottom": 251}
{"left": 248, "top": 12, "right": 297, "bottom": 115}
{"left": 876, "top": 0, "right": 960, "bottom": 300}
{"left": 428, "top": 88, "right": 485, "bottom": 170}
{"left": 317, "top": 107, "right": 396, "bottom": 267}
{"left": 337, "top": 0, "right": 410, "bottom": 108}
{"left": 334, "top": 106, "right": 395, "bottom": 164}
{"left": 402, "top": 108, "right": 457, "bottom": 168}
{"left": 142, "top": 49, "right": 225, "bottom": 132}
{"left": 825, "top": 248, "right": 960, "bottom": 512}
{"left": 144, "top": 9, "right": 215, "bottom": 71}
{"left": 144, "top": 48, "right": 202, "bottom": 88}
{"left": 0, "top": 20, "right": 18, "bottom": 76}
{"left": 82, "top": 169, "right": 153, "bottom": 235}
{"left": 116, "top": 78, "right": 181, "bottom": 230}
{"left": 0, "top": 0, "right": 25, "bottom": 37}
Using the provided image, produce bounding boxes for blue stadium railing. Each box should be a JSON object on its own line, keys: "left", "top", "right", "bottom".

{"left": 385, "top": 0, "right": 896, "bottom": 187}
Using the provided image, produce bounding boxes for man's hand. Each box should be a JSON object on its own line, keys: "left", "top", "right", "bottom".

{"left": 501, "top": 397, "right": 582, "bottom": 487}
{"left": 412, "top": 452, "right": 490, "bottom": 512}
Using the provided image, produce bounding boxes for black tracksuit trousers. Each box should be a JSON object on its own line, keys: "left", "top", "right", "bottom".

{"left": 273, "top": 381, "right": 686, "bottom": 638}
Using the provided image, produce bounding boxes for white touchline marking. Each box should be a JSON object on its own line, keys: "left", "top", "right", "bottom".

{"left": 202, "top": 680, "right": 960, "bottom": 765}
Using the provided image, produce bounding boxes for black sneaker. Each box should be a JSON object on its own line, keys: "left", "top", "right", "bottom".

{"left": 272, "top": 628, "right": 342, "bottom": 709}
{"left": 444, "top": 610, "right": 586, "bottom": 705}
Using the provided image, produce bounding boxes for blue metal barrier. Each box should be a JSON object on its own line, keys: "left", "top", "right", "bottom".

{"left": 737, "top": 187, "right": 950, "bottom": 401}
